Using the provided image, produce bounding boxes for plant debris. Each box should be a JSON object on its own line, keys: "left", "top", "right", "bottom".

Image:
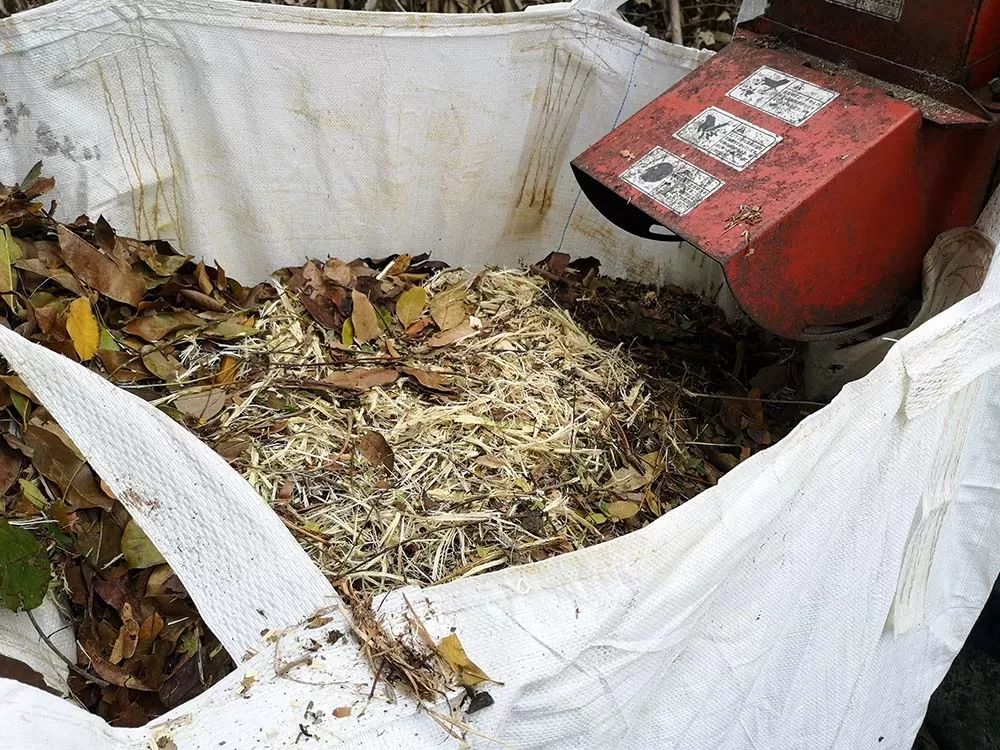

{"left": 0, "top": 167, "right": 819, "bottom": 722}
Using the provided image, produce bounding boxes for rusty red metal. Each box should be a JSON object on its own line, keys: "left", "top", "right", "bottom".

{"left": 572, "top": 35, "right": 1000, "bottom": 339}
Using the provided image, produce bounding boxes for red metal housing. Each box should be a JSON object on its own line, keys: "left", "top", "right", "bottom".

{"left": 572, "top": 33, "right": 1000, "bottom": 339}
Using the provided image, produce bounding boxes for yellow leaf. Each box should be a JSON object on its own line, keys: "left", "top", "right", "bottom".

{"left": 395, "top": 286, "right": 427, "bottom": 328}
{"left": 341, "top": 318, "right": 355, "bottom": 347}
{"left": 66, "top": 297, "right": 100, "bottom": 361}
{"left": 606, "top": 500, "right": 640, "bottom": 520}
{"left": 437, "top": 632, "right": 491, "bottom": 687}
{"left": 351, "top": 290, "right": 381, "bottom": 343}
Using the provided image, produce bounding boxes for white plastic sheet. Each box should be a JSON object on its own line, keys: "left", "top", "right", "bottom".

{"left": 1, "top": 1, "right": 1000, "bottom": 748}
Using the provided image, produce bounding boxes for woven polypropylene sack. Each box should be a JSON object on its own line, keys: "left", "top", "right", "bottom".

{"left": 2, "top": 2, "right": 1000, "bottom": 748}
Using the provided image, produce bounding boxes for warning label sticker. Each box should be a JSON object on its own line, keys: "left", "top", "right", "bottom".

{"left": 674, "top": 107, "right": 781, "bottom": 171}
{"left": 826, "top": 0, "right": 904, "bottom": 21}
{"left": 727, "top": 66, "right": 839, "bottom": 126}
{"left": 621, "top": 147, "right": 724, "bottom": 216}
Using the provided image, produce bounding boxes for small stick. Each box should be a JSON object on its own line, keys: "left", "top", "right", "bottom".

{"left": 668, "top": 0, "right": 683, "bottom": 45}
{"left": 26, "top": 609, "right": 110, "bottom": 688}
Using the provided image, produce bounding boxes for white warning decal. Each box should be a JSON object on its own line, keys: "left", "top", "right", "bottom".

{"left": 621, "top": 147, "right": 723, "bottom": 217}
{"left": 674, "top": 107, "right": 781, "bottom": 171}
{"left": 826, "top": 0, "right": 904, "bottom": 21}
{"left": 728, "top": 66, "right": 839, "bottom": 126}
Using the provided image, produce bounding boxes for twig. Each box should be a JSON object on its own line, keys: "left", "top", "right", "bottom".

{"left": 682, "top": 389, "right": 826, "bottom": 407}
{"left": 26, "top": 609, "right": 110, "bottom": 688}
{"left": 668, "top": 0, "right": 683, "bottom": 44}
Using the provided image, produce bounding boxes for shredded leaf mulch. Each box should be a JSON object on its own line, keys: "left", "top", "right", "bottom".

{"left": 0, "top": 168, "right": 819, "bottom": 724}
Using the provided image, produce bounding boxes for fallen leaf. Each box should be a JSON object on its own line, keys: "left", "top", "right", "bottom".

{"left": 429, "top": 285, "right": 468, "bottom": 331}
{"left": 98, "top": 350, "right": 153, "bottom": 383}
{"left": 9, "top": 391, "right": 29, "bottom": 424}
{"left": 124, "top": 311, "right": 203, "bottom": 342}
{"left": 215, "top": 436, "right": 251, "bottom": 461}
{"left": 204, "top": 319, "right": 256, "bottom": 340}
{"left": 358, "top": 431, "right": 394, "bottom": 471}
{"left": 56, "top": 226, "right": 146, "bottom": 307}
{"left": 0, "top": 519, "right": 52, "bottom": 612}
{"left": 586, "top": 512, "right": 608, "bottom": 525}
{"left": 351, "top": 290, "right": 381, "bottom": 343}
{"left": 65, "top": 297, "right": 100, "bottom": 361}
{"left": 0, "top": 224, "right": 22, "bottom": 311}
{"left": 87, "top": 651, "right": 158, "bottom": 691}
{"left": 18, "top": 479, "right": 46, "bottom": 510}
{"left": 179, "top": 289, "right": 225, "bottom": 312}
{"left": 25, "top": 424, "right": 111, "bottom": 510}
{"left": 323, "top": 259, "right": 354, "bottom": 287}
{"left": 395, "top": 286, "right": 427, "bottom": 328}
{"left": 428, "top": 320, "right": 476, "bottom": 348}
{"left": 605, "top": 500, "right": 640, "bottom": 520}
{"left": 194, "top": 262, "right": 213, "bottom": 296}
{"left": 324, "top": 368, "right": 399, "bottom": 392}
{"left": 215, "top": 356, "right": 239, "bottom": 385}
{"left": 121, "top": 520, "right": 166, "bottom": 569}
{"left": 437, "top": 633, "right": 491, "bottom": 687}
{"left": 141, "top": 349, "right": 183, "bottom": 383}
{"left": 137, "top": 247, "right": 189, "bottom": 277}
{"left": 341, "top": 318, "right": 355, "bottom": 347}
{"left": 13, "top": 258, "right": 85, "bottom": 296}
{"left": 0, "top": 654, "right": 52, "bottom": 694}
{"left": 110, "top": 603, "right": 140, "bottom": 664}
{"left": 333, "top": 707, "right": 352, "bottom": 719}
{"left": 138, "top": 611, "right": 165, "bottom": 643}
{"left": 398, "top": 366, "right": 455, "bottom": 394}
{"left": 404, "top": 318, "right": 432, "bottom": 337}
{"left": 0, "top": 444, "right": 22, "bottom": 496}
{"left": 173, "top": 388, "right": 227, "bottom": 423}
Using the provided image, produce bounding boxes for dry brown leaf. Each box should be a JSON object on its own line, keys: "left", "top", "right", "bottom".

{"left": 123, "top": 311, "right": 204, "bottom": 342}
{"left": 380, "top": 254, "right": 412, "bottom": 279}
{"left": 56, "top": 226, "right": 146, "bottom": 307}
{"left": 65, "top": 297, "right": 100, "bottom": 361}
{"left": 121, "top": 520, "right": 167, "bottom": 569}
{"left": 195, "top": 262, "right": 213, "bottom": 296}
{"left": 88, "top": 652, "right": 158, "bottom": 691}
{"left": 178, "top": 289, "right": 225, "bottom": 312}
{"left": 324, "top": 368, "right": 399, "bottom": 392}
{"left": 351, "top": 290, "right": 381, "bottom": 343}
{"left": 428, "top": 320, "right": 476, "bottom": 348}
{"left": 110, "top": 603, "right": 141, "bottom": 664}
{"left": 395, "top": 286, "right": 427, "bottom": 328}
{"left": 404, "top": 318, "right": 433, "bottom": 337}
{"left": 398, "top": 366, "right": 455, "bottom": 394}
{"left": 14, "top": 258, "right": 85, "bottom": 297}
{"left": 322, "top": 259, "right": 354, "bottom": 287}
{"left": 140, "top": 349, "right": 182, "bottom": 383}
{"left": 215, "top": 356, "right": 239, "bottom": 385}
{"left": 437, "top": 633, "right": 491, "bottom": 687}
{"left": 24, "top": 424, "right": 111, "bottom": 510}
{"left": 358, "top": 431, "right": 394, "bottom": 471}
{"left": 333, "top": 707, "right": 352, "bottom": 719}
{"left": 173, "top": 388, "right": 227, "bottom": 423}
{"left": 429, "top": 285, "right": 468, "bottom": 332}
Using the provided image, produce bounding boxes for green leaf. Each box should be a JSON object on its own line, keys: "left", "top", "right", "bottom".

{"left": 19, "top": 479, "right": 48, "bottom": 510}
{"left": 0, "top": 520, "right": 52, "bottom": 612}
{"left": 98, "top": 328, "right": 120, "bottom": 352}
{"left": 121, "top": 520, "right": 166, "bottom": 569}
{"left": 395, "top": 286, "right": 427, "bottom": 328}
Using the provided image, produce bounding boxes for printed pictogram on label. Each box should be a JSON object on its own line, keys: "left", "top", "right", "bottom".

{"left": 728, "top": 66, "right": 839, "bottom": 126}
{"left": 674, "top": 107, "right": 781, "bottom": 171}
{"left": 621, "top": 147, "right": 724, "bottom": 216}
{"left": 826, "top": 0, "right": 904, "bottom": 21}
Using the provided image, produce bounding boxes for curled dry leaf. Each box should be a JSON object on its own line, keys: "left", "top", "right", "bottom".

{"left": 66, "top": 297, "right": 100, "bottom": 361}
{"left": 324, "top": 368, "right": 399, "bottom": 392}
{"left": 395, "top": 286, "right": 427, "bottom": 328}
{"left": 56, "top": 226, "right": 146, "bottom": 307}
{"left": 323, "top": 259, "right": 354, "bottom": 287}
{"left": 109, "top": 603, "right": 141, "bottom": 664}
{"left": 215, "top": 355, "right": 239, "bottom": 385}
{"left": 350, "top": 289, "right": 381, "bottom": 343}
